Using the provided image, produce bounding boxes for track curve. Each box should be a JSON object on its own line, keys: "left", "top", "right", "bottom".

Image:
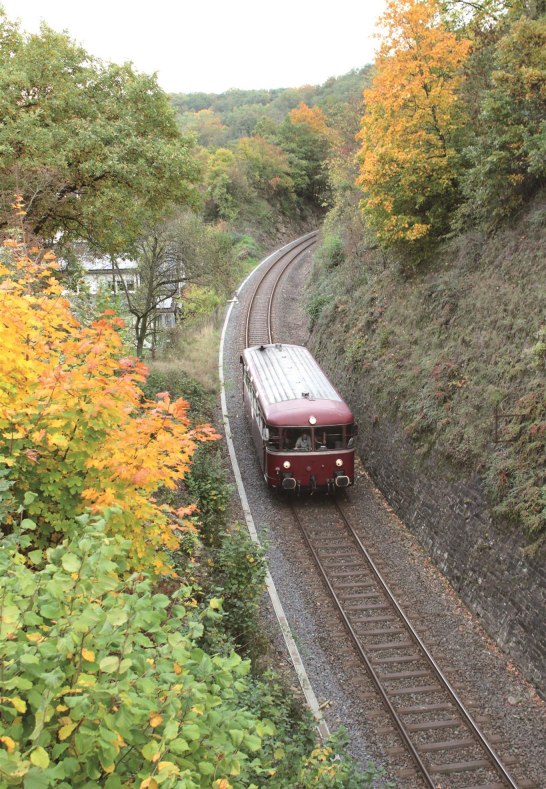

{"left": 245, "top": 231, "right": 317, "bottom": 347}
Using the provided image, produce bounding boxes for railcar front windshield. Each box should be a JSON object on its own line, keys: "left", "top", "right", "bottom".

{"left": 266, "top": 425, "right": 356, "bottom": 451}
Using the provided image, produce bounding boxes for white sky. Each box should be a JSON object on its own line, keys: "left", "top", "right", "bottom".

{"left": 1, "top": 0, "right": 386, "bottom": 94}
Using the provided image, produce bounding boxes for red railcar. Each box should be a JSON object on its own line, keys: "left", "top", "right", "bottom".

{"left": 241, "top": 344, "right": 357, "bottom": 492}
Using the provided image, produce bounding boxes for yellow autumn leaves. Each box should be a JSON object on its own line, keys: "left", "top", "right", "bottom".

{"left": 357, "top": 0, "right": 471, "bottom": 246}
{"left": 0, "top": 232, "right": 219, "bottom": 572}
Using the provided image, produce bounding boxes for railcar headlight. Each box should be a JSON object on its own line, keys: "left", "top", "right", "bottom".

{"left": 309, "top": 416, "right": 317, "bottom": 425}
{"left": 335, "top": 459, "right": 343, "bottom": 467}
{"left": 283, "top": 461, "right": 291, "bottom": 470}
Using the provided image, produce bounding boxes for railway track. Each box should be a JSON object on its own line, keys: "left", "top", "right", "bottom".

{"left": 290, "top": 498, "right": 529, "bottom": 789}
{"left": 236, "top": 234, "right": 534, "bottom": 788}
{"left": 244, "top": 231, "right": 317, "bottom": 347}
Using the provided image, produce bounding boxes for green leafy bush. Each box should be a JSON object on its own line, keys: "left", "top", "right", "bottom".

{"left": 142, "top": 367, "right": 216, "bottom": 424}
{"left": 0, "top": 514, "right": 278, "bottom": 788}
{"left": 184, "top": 450, "right": 233, "bottom": 547}
{"left": 0, "top": 513, "right": 384, "bottom": 788}
{"left": 316, "top": 234, "right": 345, "bottom": 268}
{"left": 306, "top": 293, "right": 332, "bottom": 330}
{"left": 209, "top": 525, "right": 267, "bottom": 659}
{"left": 456, "top": 12, "right": 546, "bottom": 231}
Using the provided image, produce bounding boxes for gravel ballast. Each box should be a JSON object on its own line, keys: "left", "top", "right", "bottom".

{"left": 219, "top": 243, "right": 546, "bottom": 786}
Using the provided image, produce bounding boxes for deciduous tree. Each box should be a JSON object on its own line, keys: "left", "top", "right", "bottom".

{"left": 235, "top": 136, "right": 295, "bottom": 206}
{"left": 115, "top": 212, "right": 234, "bottom": 357}
{"left": 0, "top": 217, "right": 217, "bottom": 571}
{"left": 456, "top": 6, "right": 546, "bottom": 228}
{"left": 0, "top": 13, "right": 200, "bottom": 256}
{"left": 280, "top": 103, "right": 333, "bottom": 206}
{"left": 356, "top": 0, "right": 471, "bottom": 247}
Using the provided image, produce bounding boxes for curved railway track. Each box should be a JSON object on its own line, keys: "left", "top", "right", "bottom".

{"left": 237, "top": 233, "right": 531, "bottom": 789}
{"left": 245, "top": 231, "right": 317, "bottom": 347}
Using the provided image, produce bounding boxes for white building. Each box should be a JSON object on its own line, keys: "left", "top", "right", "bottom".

{"left": 77, "top": 251, "right": 178, "bottom": 330}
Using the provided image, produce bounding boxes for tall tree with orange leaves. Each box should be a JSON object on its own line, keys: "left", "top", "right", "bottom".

{"left": 357, "top": 0, "right": 471, "bottom": 249}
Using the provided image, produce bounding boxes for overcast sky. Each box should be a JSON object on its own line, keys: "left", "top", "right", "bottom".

{"left": 1, "top": 0, "right": 387, "bottom": 94}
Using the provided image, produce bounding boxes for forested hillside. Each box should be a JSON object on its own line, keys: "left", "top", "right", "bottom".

{"left": 170, "top": 69, "right": 372, "bottom": 240}
{"left": 1, "top": 0, "right": 545, "bottom": 782}
{"left": 171, "top": 69, "right": 370, "bottom": 145}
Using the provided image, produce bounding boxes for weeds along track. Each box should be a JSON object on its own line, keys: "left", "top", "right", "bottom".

{"left": 289, "top": 497, "right": 532, "bottom": 789}
{"left": 244, "top": 232, "right": 317, "bottom": 348}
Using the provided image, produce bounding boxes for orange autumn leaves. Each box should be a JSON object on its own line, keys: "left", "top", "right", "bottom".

{"left": 357, "top": 0, "right": 471, "bottom": 246}
{"left": 0, "top": 231, "right": 218, "bottom": 572}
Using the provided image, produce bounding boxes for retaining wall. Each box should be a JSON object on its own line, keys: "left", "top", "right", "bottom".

{"left": 316, "top": 353, "right": 545, "bottom": 697}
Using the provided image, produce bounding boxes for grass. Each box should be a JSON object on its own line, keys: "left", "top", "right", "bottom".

{"left": 166, "top": 320, "right": 222, "bottom": 393}
{"left": 142, "top": 315, "right": 223, "bottom": 424}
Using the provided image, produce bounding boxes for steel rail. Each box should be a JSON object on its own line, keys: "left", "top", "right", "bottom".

{"left": 290, "top": 502, "right": 438, "bottom": 789}
{"left": 332, "top": 498, "right": 520, "bottom": 789}
{"left": 266, "top": 236, "right": 317, "bottom": 344}
{"left": 244, "top": 233, "right": 317, "bottom": 348}
{"left": 292, "top": 497, "right": 521, "bottom": 788}
{"left": 242, "top": 230, "right": 521, "bottom": 787}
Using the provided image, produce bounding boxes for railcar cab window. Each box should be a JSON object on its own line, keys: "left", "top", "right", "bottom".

{"left": 315, "top": 425, "right": 356, "bottom": 450}
{"left": 266, "top": 427, "right": 280, "bottom": 449}
{"left": 282, "top": 424, "right": 357, "bottom": 451}
{"left": 295, "top": 431, "right": 312, "bottom": 451}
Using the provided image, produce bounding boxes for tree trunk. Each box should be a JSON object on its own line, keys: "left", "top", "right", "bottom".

{"left": 135, "top": 316, "right": 147, "bottom": 358}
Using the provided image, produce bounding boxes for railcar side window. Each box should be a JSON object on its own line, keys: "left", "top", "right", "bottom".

{"left": 266, "top": 427, "right": 280, "bottom": 449}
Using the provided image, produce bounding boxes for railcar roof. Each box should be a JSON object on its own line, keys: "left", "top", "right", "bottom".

{"left": 243, "top": 344, "right": 354, "bottom": 424}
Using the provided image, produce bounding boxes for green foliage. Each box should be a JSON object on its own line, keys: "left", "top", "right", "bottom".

{"left": 233, "top": 234, "right": 262, "bottom": 264}
{"left": 278, "top": 114, "right": 331, "bottom": 206}
{"left": 352, "top": 1, "right": 544, "bottom": 257}
{"left": 181, "top": 285, "right": 222, "bottom": 322}
{"left": 316, "top": 234, "right": 345, "bottom": 268}
{"left": 307, "top": 199, "right": 546, "bottom": 545}
{"left": 171, "top": 71, "right": 372, "bottom": 147}
{"left": 209, "top": 525, "right": 267, "bottom": 659}
{"left": 175, "top": 72, "right": 372, "bottom": 230}
{"left": 345, "top": 337, "right": 367, "bottom": 369}
{"left": 0, "top": 513, "right": 382, "bottom": 788}
{"left": 485, "top": 384, "right": 546, "bottom": 548}
{"left": 203, "top": 136, "right": 297, "bottom": 224}
{"left": 0, "top": 515, "right": 274, "bottom": 787}
{"left": 296, "top": 729, "right": 389, "bottom": 788}
{"left": 456, "top": 10, "right": 546, "bottom": 230}
{"left": 185, "top": 450, "right": 233, "bottom": 546}
{"left": 141, "top": 366, "right": 216, "bottom": 424}
{"left": 235, "top": 136, "right": 295, "bottom": 209}
{"left": 204, "top": 148, "right": 242, "bottom": 221}
{"left": 0, "top": 12, "right": 200, "bottom": 256}
{"left": 123, "top": 210, "right": 235, "bottom": 357}
{"left": 306, "top": 293, "right": 332, "bottom": 330}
